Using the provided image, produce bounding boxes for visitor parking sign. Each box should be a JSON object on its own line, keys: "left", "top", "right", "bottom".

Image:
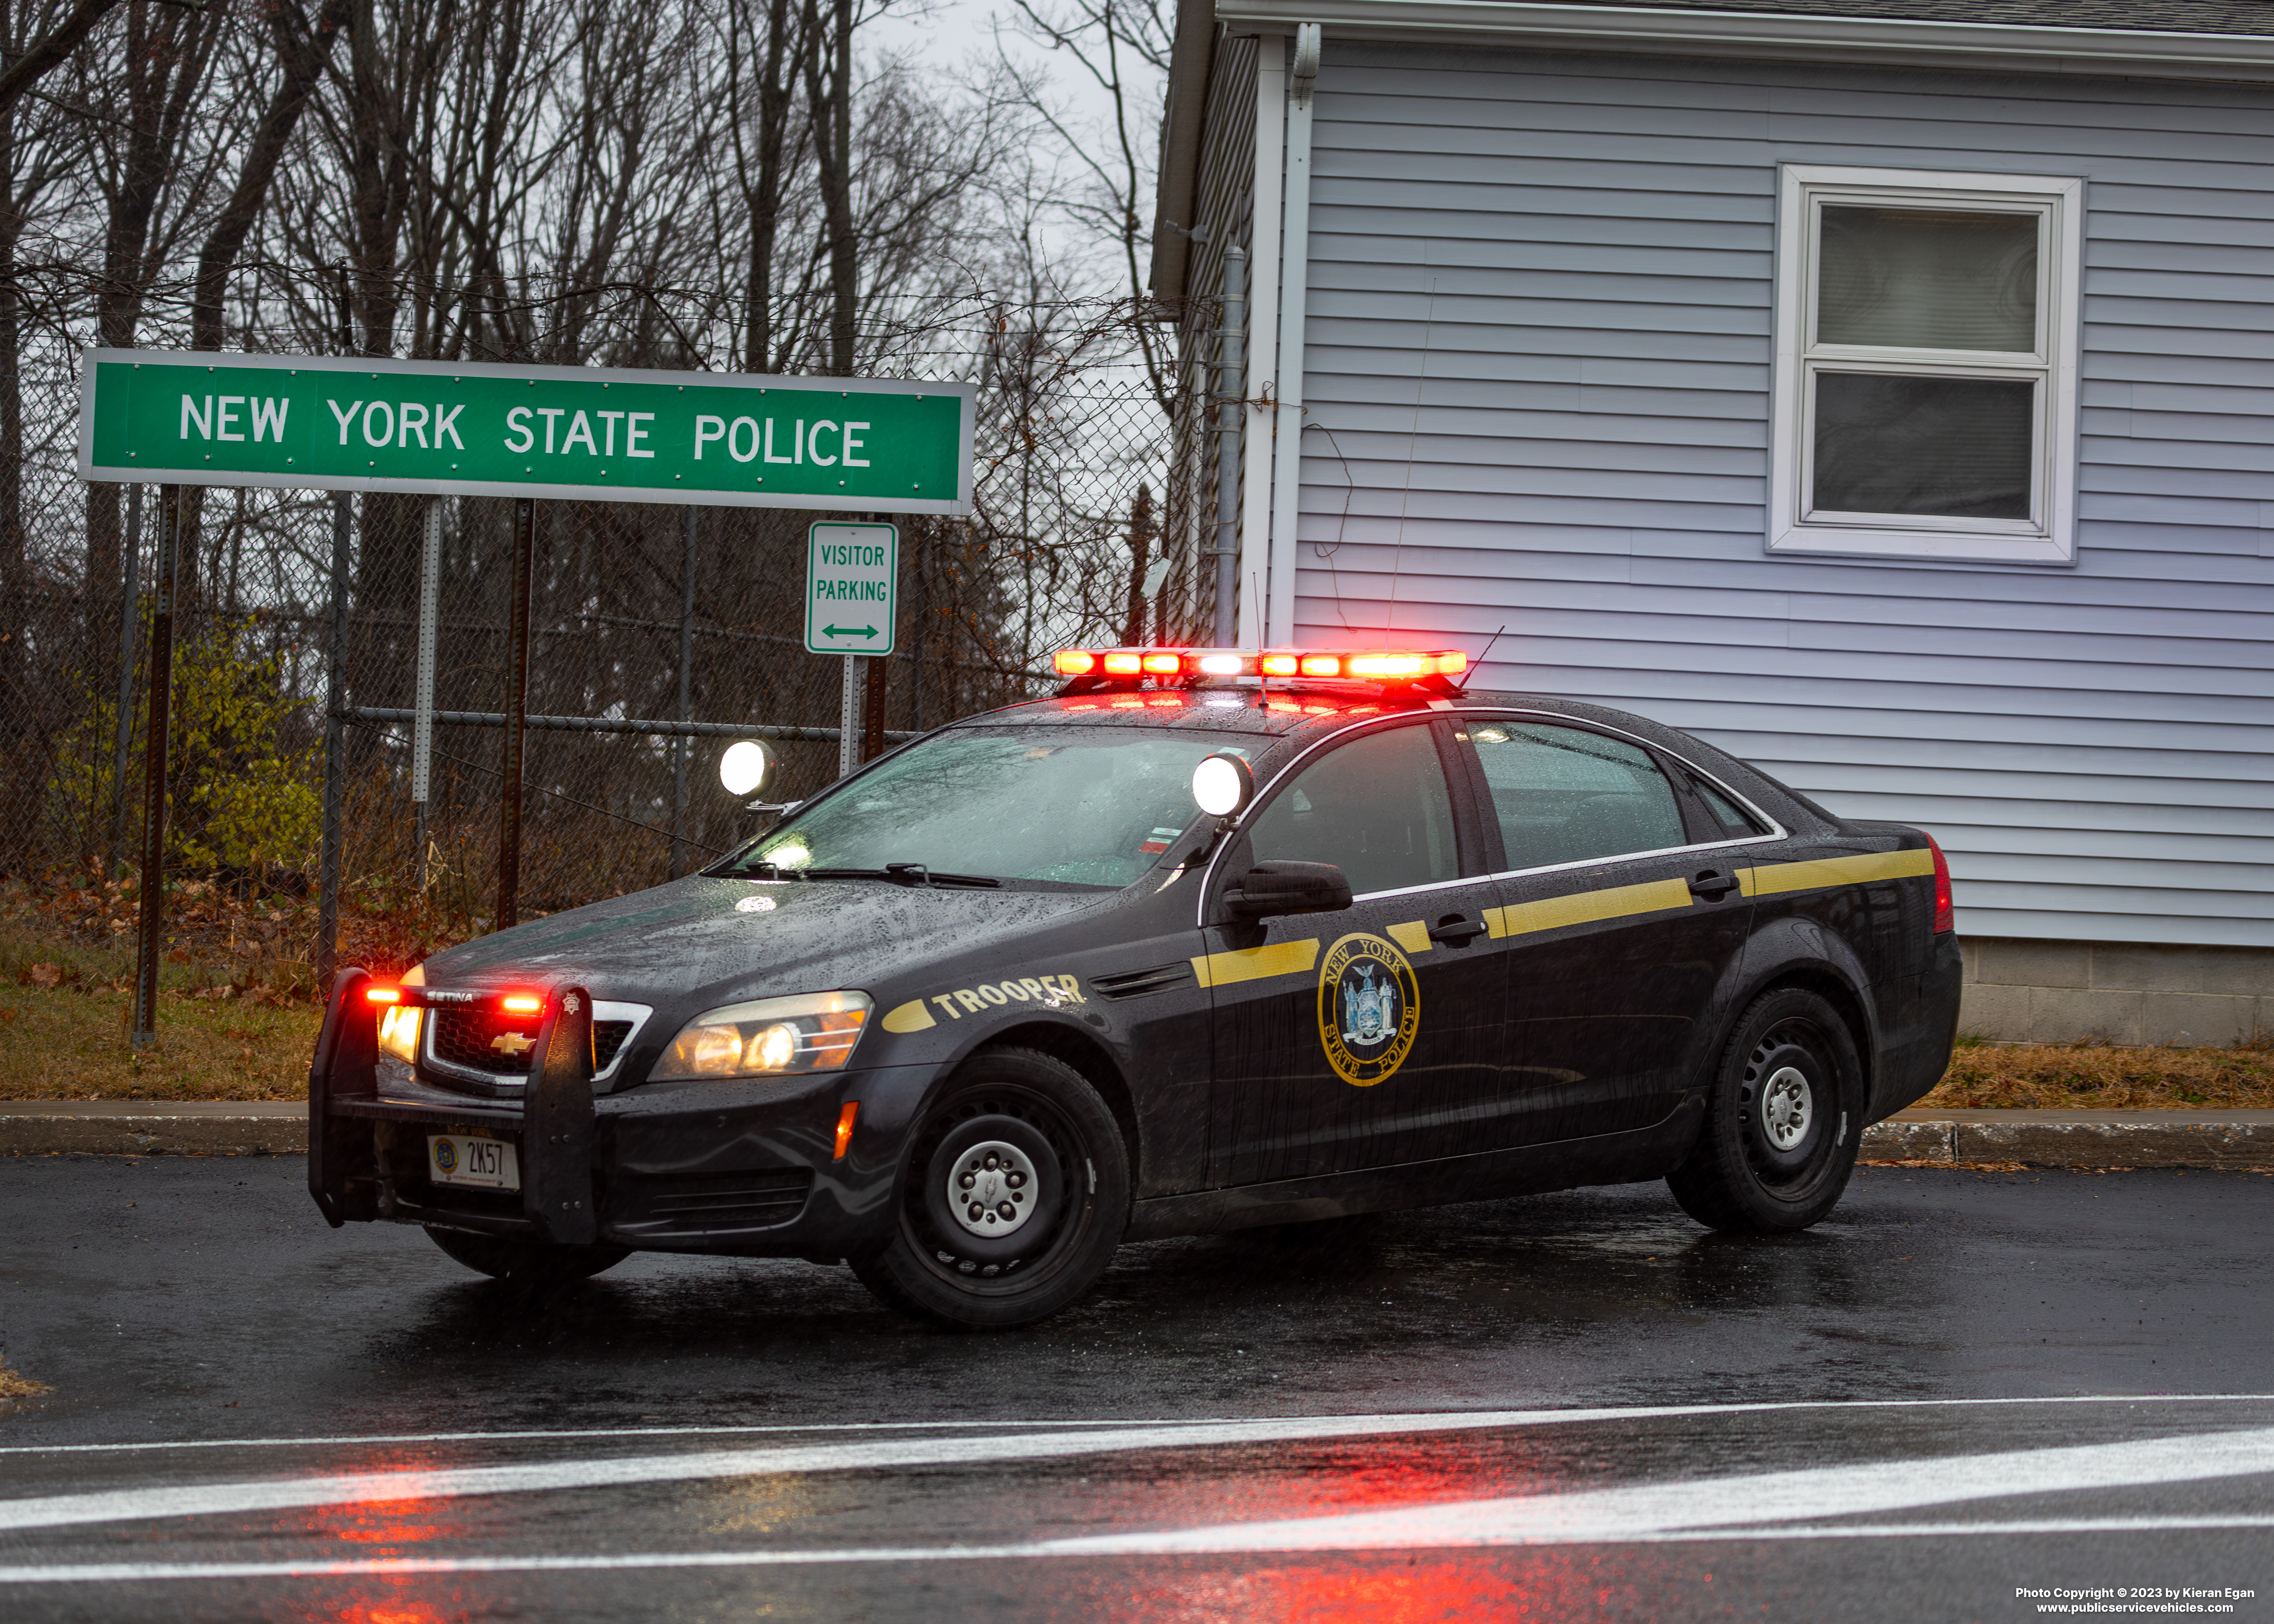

{"left": 805, "top": 522, "right": 899, "bottom": 655}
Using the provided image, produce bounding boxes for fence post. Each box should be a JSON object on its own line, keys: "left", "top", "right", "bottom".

{"left": 499, "top": 496, "right": 534, "bottom": 928}
{"left": 106, "top": 483, "right": 141, "bottom": 869}
{"left": 129, "top": 486, "right": 180, "bottom": 1047}
{"left": 315, "top": 489, "right": 350, "bottom": 991}
{"left": 1213, "top": 245, "right": 1246, "bottom": 648}
{"left": 671, "top": 503, "right": 694, "bottom": 877}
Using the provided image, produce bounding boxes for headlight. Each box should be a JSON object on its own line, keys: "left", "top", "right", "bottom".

{"left": 649, "top": 991, "right": 871, "bottom": 1081}
{"left": 377, "top": 1006, "right": 422, "bottom": 1064}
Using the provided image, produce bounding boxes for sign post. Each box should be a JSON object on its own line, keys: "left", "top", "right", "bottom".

{"left": 804, "top": 521, "right": 899, "bottom": 777}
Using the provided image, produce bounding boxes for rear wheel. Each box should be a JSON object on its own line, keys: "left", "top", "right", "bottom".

{"left": 423, "top": 1225, "right": 630, "bottom": 1287}
{"left": 851, "top": 1047, "right": 1128, "bottom": 1329}
{"left": 1666, "top": 986, "right": 1863, "bottom": 1233}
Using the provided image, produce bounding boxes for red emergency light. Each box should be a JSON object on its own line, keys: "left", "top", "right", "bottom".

{"left": 1053, "top": 646, "right": 1468, "bottom": 696}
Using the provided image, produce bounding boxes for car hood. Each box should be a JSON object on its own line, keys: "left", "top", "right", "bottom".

{"left": 418, "top": 873, "right": 1110, "bottom": 1015}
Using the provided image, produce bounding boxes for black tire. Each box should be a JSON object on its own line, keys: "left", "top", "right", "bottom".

{"left": 423, "top": 1224, "right": 631, "bottom": 1287}
{"left": 1666, "top": 986, "right": 1864, "bottom": 1234}
{"left": 850, "top": 1047, "right": 1128, "bottom": 1330}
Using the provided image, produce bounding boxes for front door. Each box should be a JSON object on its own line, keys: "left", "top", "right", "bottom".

{"left": 1464, "top": 715, "right": 1755, "bottom": 1146}
{"left": 1204, "top": 719, "right": 1507, "bottom": 1188}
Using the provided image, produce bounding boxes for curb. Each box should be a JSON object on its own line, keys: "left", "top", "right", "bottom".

{"left": 0, "top": 1101, "right": 307, "bottom": 1157}
{"left": 6, "top": 1103, "right": 2274, "bottom": 1170}
{"left": 1861, "top": 1109, "right": 2274, "bottom": 1170}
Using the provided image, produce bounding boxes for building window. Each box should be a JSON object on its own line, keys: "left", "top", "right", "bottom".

{"left": 1769, "top": 165, "right": 2083, "bottom": 565}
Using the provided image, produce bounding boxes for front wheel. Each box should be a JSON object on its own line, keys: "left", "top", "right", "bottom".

{"left": 1666, "top": 986, "right": 1864, "bottom": 1233}
{"left": 851, "top": 1047, "right": 1128, "bottom": 1329}
{"left": 423, "top": 1224, "right": 630, "bottom": 1287}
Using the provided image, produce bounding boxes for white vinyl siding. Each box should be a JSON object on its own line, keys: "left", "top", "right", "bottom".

{"left": 1282, "top": 44, "right": 2274, "bottom": 948}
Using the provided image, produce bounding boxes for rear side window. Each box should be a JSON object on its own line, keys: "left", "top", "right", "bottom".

{"left": 1467, "top": 722, "right": 1687, "bottom": 869}
{"left": 1249, "top": 723, "right": 1459, "bottom": 896}
{"left": 1690, "top": 777, "right": 1769, "bottom": 841}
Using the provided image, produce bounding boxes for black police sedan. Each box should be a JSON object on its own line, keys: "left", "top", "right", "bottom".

{"left": 310, "top": 645, "right": 1961, "bottom": 1328}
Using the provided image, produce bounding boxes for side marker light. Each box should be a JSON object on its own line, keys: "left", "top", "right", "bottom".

{"left": 834, "top": 1101, "right": 860, "bottom": 1160}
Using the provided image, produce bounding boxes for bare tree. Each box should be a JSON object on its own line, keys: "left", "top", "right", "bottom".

{"left": 995, "top": 0, "right": 1172, "bottom": 407}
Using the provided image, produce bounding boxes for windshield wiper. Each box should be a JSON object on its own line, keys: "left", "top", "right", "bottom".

{"left": 797, "top": 864, "right": 1002, "bottom": 889}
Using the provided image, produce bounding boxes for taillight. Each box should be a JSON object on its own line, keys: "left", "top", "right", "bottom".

{"left": 1925, "top": 835, "right": 1954, "bottom": 934}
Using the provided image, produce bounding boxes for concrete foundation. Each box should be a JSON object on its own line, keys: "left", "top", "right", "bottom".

{"left": 1959, "top": 938, "right": 2274, "bottom": 1047}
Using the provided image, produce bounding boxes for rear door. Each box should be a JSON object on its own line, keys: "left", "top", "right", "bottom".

{"left": 1461, "top": 715, "right": 1760, "bottom": 1147}
{"left": 1203, "top": 718, "right": 1507, "bottom": 1188}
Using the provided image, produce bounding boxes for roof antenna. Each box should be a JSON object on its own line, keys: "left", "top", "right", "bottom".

{"left": 1473, "top": 623, "right": 1507, "bottom": 675}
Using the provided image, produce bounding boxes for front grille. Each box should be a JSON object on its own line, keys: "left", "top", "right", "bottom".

{"left": 429, "top": 1011, "right": 635, "bottom": 1080}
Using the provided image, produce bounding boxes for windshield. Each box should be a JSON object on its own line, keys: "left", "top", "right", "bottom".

{"left": 729, "top": 727, "right": 1250, "bottom": 888}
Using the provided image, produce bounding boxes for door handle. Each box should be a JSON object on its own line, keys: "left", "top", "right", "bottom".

{"left": 1688, "top": 870, "right": 1741, "bottom": 901}
{"left": 1428, "top": 915, "right": 1489, "bottom": 947}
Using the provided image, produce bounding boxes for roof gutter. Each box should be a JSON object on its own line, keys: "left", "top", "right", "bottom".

{"left": 1210, "top": 0, "right": 2274, "bottom": 79}
{"left": 1150, "top": 0, "right": 1221, "bottom": 304}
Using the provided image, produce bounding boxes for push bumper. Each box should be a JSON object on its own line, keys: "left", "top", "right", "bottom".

{"left": 308, "top": 971, "right": 936, "bottom": 1257}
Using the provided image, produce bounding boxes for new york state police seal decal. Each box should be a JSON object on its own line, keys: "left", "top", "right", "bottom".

{"left": 1317, "top": 932, "right": 1421, "bottom": 1087}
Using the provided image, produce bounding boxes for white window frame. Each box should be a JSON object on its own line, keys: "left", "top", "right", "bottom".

{"left": 1769, "top": 164, "right": 2084, "bottom": 566}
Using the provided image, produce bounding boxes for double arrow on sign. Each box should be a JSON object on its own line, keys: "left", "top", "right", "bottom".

{"left": 823, "top": 623, "right": 880, "bottom": 640}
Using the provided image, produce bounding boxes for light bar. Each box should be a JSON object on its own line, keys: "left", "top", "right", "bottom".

{"left": 1051, "top": 646, "right": 1470, "bottom": 686}
{"left": 501, "top": 994, "right": 544, "bottom": 1015}
{"left": 364, "top": 985, "right": 401, "bottom": 1005}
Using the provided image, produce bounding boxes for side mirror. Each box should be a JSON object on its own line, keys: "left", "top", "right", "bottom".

{"left": 1224, "top": 860, "right": 1352, "bottom": 921}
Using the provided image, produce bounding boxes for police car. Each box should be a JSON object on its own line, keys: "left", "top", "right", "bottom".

{"left": 310, "top": 645, "right": 1961, "bottom": 1328}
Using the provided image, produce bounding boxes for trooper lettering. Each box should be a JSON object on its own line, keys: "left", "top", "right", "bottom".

{"left": 921, "top": 975, "right": 1085, "bottom": 1018}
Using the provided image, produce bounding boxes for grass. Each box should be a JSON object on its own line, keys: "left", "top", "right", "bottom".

{"left": 0, "top": 920, "right": 321, "bottom": 1100}
{"left": 1917, "top": 1035, "right": 2274, "bottom": 1111}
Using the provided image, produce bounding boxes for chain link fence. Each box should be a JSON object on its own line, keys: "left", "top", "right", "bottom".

{"left": 1, "top": 300, "right": 1216, "bottom": 961}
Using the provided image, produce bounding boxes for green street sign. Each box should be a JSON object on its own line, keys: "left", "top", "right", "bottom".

{"left": 806, "top": 522, "right": 898, "bottom": 655}
{"left": 76, "top": 349, "right": 975, "bottom": 514}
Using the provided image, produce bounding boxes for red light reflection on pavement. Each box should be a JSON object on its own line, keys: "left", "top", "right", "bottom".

{"left": 1072, "top": 1550, "right": 1702, "bottom": 1624}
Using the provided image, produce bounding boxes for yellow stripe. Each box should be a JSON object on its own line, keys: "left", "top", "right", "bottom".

{"left": 1739, "top": 848, "right": 1934, "bottom": 897}
{"left": 1385, "top": 921, "right": 1432, "bottom": 955}
{"left": 881, "top": 999, "right": 936, "bottom": 1034}
{"left": 1190, "top": 938, "right": 1321, "bottom": 989}
{"left": 1486, "top": 877, "right": 1692, "bottom": 940}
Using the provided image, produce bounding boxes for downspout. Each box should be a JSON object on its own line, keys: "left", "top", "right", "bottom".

{"left": 1237, "top": 32, "right": 1286, "bottom": 650}
{"left": 1266, "top": 22, "right": 1319, "bottom": 649}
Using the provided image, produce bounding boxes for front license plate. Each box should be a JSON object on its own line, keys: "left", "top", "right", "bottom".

{"left": 428, "top": 1134, "right": 519, "bottom": 1191}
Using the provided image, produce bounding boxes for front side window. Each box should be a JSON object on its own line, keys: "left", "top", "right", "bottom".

{"left": 1771, "top": 165, "right": 2082, "bottom": 565}
{"left": 1468, "top": 722, "right": 1686, "bottom": 871}
{"left": 1248, "top": 724, "right": 1459, "bottom": 896}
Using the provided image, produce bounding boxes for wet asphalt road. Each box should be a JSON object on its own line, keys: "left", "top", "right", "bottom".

{"left": 0, "top": 1153, "right": 2269, "bottom": 1623}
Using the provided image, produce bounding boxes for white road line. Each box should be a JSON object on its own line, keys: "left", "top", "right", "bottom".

{"left": 0, "top": 1409, "right": 1682, "bottom": 1533}
{"left": 1028, "top": 1426, "right": 2274, "bottom": 1555}
{"left": 6, "top": 1393, "right": 2269, "bottom": 1458}
{"left": 2, "top": 1515, "right": 2270, "bottom": 1586}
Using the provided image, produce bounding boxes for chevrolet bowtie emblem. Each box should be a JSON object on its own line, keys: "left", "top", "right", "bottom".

{"left": 490, "top": 1031, "right": 535, "bottom": 1057}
